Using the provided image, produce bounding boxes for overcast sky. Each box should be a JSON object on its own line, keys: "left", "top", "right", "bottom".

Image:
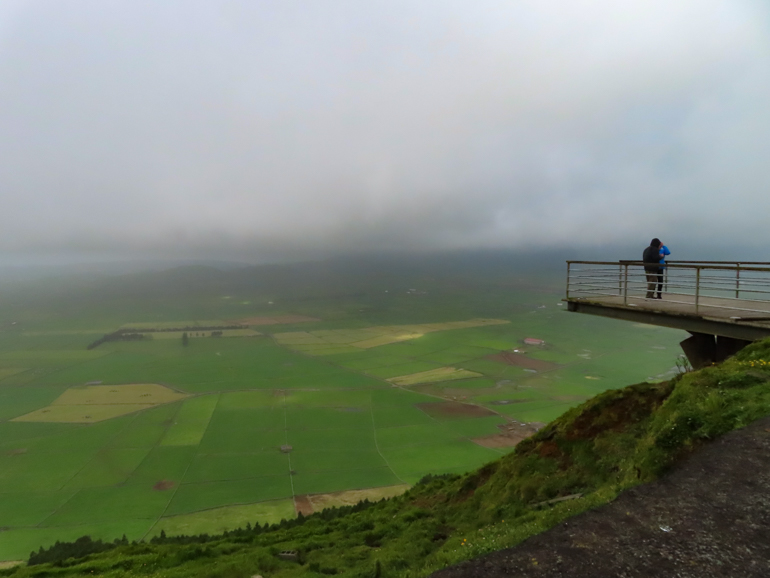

{"left": 1, "top": 1, "right": 769, "bottom": 263}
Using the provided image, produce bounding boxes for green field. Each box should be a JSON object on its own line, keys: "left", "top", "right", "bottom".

{"left": 0, "top": 262, "right": 687, "bottom": 560}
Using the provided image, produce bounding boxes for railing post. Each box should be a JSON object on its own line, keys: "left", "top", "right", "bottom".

{"left": 695, "top": 267, "right": 701, "bottom": 314}
{"left": 736, "top": 263, "right": 741, "bottom": 299}
{"left": 566, "top": 262, "right": 571, "bottom": 300}
{"left": 623, "top": 264, "right": 629, "bottom": 305}
{"left": 618, "top": 264, "right": 622, "bottom": 297}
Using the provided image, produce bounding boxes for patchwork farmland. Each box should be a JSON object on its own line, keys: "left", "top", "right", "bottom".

{"left": 0, "top": 272, "right": 685, "bottom": 561}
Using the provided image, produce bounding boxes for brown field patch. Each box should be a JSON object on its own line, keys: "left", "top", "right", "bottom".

{"left": 472, "top": 421, "right": 542, "bottom": 448}
{"left": 14, "top": 404, "right": 156, "bottom": 423}
{"left": 416, "top": 401, "right": 497, "bottom": 420}
{"left": 233, "top": 315, "right": 321, "bottom": 326}
{"left": 294, "top": 494, "right": 314, "bottom": 516}
{"left": 153, "top": 480, "right": 175, "bottom": 491}
{"left": 487, "top": 352, "right": 559, "bottom": 372}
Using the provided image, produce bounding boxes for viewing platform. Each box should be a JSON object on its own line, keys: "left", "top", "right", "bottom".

{"left": 564, "top": 261, "right": 770, "bottom": 368}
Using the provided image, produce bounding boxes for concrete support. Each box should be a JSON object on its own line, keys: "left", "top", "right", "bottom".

{"left": 680, "top": 333, "right": 716, "bottom": 370}
{"left": 716, "top": 335, "right": 752, "bottom": 362}
{"left": 680, "top": 332, "right": 752, "bottom": 369}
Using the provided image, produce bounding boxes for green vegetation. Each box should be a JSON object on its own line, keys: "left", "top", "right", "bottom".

{"left": 0, "top": 260, "right": 687, "bottom": 561}
{"left": 6, "top": 338, "right": 770, "bottom": 577}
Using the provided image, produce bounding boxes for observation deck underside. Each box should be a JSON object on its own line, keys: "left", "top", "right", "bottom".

{"left": 565, "top": 260, "right": 770, "bottom": 368}
{"left": 565, "top": 295, "right": 770, "bottom": 342}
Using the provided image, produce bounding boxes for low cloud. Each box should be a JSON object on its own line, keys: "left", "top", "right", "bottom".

{"left": 1, "top": 1, "right": 768, "bottom": 262}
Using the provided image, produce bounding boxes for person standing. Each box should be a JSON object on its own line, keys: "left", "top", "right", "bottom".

{"left": 657, "top": 243, "right": 671, "bottom": 299}
{"left": 643, "top": 238, "right": 663, "bottom": 299}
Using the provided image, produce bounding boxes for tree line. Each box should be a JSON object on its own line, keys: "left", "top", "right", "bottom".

{"left": 87, "top": 326, "right": 240, "bottom": 349}
{"left": 28, "top": 535, "right": 129, "bottom": 566}
{"left": 86, "top": 331, "right": 147, "bottom": 350}
{"left": 26, "top": 497, "right": 385, "bottom": 566}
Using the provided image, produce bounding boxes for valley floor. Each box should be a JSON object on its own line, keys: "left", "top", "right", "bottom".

{"left": 432, "top": 415, "right": 770, "bottom": 578}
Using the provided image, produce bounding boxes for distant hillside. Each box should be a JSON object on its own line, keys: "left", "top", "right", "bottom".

{"left": 5, "top": 337, "right": 770, "bottom": 577}
{"left": 0, "top": 251, "right": 565, "bottom": 298}
{"left": 0, "top": 252, "right": 565, "bottom": 330}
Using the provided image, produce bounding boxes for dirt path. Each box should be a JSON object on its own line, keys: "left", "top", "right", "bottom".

{"left": 294, "top": 494, "right": 314, "bottom": 516}
{"left": 432, "top": 416, "right": 770, "bottom": 578}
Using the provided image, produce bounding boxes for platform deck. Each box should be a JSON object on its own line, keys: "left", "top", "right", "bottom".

{"left": 565, "top": 294, "right": 770, "bottom": 341}
{"left": 582, "top": 294, "right": 770, "bottom": 323}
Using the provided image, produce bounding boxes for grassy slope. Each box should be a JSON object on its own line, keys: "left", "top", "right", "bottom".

{"left": 7, "top": 339, "right": 770, "bottom": 578}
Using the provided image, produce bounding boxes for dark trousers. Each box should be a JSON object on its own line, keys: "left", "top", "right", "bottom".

{"left": 656, "top": 269, "right": 665, "bottom": 298}
{"left": 645, "top": 268, "right": 662, "bottom": 298}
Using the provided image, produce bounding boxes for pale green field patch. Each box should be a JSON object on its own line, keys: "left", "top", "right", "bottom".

{"left": 12, "top": 404, "right": 157, "bottom": 423}
{"left": 307, "top": 484, "right": 409, "bottom": 512}
{"left": 160, "top": 395, "right": 219, "bottom": 446}
{"left": 417, "top": 319, "right": 510, "bottom": 331}
{"left": 351, "top": 333, "right": 424, "bottom": 349}
{"left": 148, "top": 499, "right": 296, "bottom": 537}
{"left": 22, "top": 330, "right": 110, "bottom": 336}
{"left": 273, "top": 332, "right": 326, "bottom": 345}
{"left": 274, "top": 319, "right": 510, "bottom": 355}
{"left": 121, "top": 320, "right": 229, "bottom": 330}
{"left": 11, "top": 383, "right": 189, "bottom": 423}
{"left": 232, "top": 315, "right": 320, "bottom": 326}
{"left": 387, "top": 367, "right": 483, "bottom": 386}
{"left": 52, "top": 384, "right": 188, "bottom": 406}
{"left": 11, "top": 382, "right": 188, "bottom": 422}
{"left": 292, "top": 345, "right": 363, "bottom": 356}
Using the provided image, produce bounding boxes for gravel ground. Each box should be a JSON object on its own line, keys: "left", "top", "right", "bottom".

{"left": 432, "top": 416, "right": 770, "bottom": 578}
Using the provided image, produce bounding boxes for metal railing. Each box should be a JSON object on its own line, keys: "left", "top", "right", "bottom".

{"left": 566, "top": 261, "right": 770, "bottom": 317}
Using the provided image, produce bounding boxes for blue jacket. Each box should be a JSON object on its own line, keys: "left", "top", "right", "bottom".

{"left": 659, "top": 245, "right": 671, "bottom": 267}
